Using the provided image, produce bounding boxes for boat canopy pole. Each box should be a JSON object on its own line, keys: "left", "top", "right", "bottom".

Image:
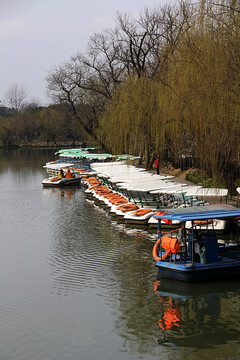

{"left": 237, "top": 219, "right": 240, "bottom": 246}
{"left": 183, "top": 222, "right": 187, "bottom": 263}
{"left": 191, "top": 221, "right": 194, "bottom": 265}
{"left": 182, "top": 193, "right": 190, "bottom": 207}
{"left": 157, "top": 218, "right": 162, "bottom": 259}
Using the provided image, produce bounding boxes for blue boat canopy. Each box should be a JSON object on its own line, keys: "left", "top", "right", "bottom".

{"left": 153, "top": 204, "right": 240, "bottom": 221}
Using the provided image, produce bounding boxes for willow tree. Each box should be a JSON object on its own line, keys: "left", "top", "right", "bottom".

{"left": 99, "top": 77, "right": 164, "bottom": 167}
{"left": 0, "top": 117, "right": 14, "bottom": 145}
{"left": 98, "top": 2, "right": 195, "bottom": 164}
{"left": 39, "top": 107, "right": 65, "bottom": 144}
{"left": 158, "top": 0, "right": 240, "bottom": 191}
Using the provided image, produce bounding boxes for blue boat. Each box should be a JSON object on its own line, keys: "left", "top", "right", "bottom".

{"left": 152, "top": 204, "right": 240, "bottom": 282}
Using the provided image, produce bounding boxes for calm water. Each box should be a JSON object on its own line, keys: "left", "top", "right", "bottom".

{"left": 0, "top": 149, "right": 239, "bottom": 360}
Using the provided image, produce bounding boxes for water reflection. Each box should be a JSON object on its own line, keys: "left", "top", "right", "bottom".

{"left": 42, "top": 186, "right": 76, "bottom": 199}
{"left": 47, "top": 194, "right": 130, "bottom": 295}
{"left": 1, "top": 149, "right": 240, "bottom": 360}
{"left": 154, "top": 275, "right": 240, "bottom": 349}
{"left": 47, "top": 193, "right": 240, "bottom": 358}
{"left": 0, "top": 148, "right": 56, "bottom": 172}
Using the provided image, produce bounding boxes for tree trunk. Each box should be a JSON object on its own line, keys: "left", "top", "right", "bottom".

{"left": 145, "top": 142, "right": 150, "bottom": 169}
{"left": 137, "top": 150, "right": 143, "bottom": 166}
{"left": 149, "top": 151, "right": 156, "bottom": 169}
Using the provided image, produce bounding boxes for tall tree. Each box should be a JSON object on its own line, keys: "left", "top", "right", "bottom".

{"left": 5, "top": 83, "right": 27, "bottom": 112}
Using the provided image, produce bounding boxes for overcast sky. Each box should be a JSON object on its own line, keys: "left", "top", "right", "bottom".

{"left": 0, "top": 0, "right": 171, "bottom": 106}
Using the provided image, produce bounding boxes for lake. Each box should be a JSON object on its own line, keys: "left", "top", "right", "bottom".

{"left": 0, "top": 149, "right": 239, "bottom": 360}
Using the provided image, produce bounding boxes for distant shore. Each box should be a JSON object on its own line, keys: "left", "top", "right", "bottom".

{"left": 0, "top": 142, "right": 83, "bottom": 149}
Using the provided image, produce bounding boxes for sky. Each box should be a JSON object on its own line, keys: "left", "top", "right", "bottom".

{"left": 0, "top": 0, "right": 171, "bottom": 106}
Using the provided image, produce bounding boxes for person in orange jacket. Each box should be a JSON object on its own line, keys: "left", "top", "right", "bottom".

{"left": 65, "top": 168, "right": 72, "bottom": 178}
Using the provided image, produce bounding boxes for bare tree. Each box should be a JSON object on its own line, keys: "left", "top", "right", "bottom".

{"left": 5, "top": 83, "right": 28, "bottom": 111}
{"left": 46, "top": 3, "right": 194, "bottom": 152}
{"left": 46, "top": 58, "right": 110, "bottom": 151}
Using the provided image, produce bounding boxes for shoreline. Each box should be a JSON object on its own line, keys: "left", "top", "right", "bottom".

{"left": 1, "top": 145, "right": 239, "bottom": 207}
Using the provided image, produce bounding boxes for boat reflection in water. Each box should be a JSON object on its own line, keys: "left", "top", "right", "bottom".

{"left": 153, "top": 274, "right": 240, "bottom": 348}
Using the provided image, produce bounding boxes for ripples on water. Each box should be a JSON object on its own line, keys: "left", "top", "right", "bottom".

{"left": 47, "top": 189, "right": 240, "bottom": 359}
{"left": 0, "top": 150, "right": 240, "bottom": 360}
{"left": 46, "top": 190, "right": 156, "bottom": 297}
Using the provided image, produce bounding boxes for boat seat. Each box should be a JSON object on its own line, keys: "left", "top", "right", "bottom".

{"left": 188, "top": 231, "right": 219, "bottom": 263}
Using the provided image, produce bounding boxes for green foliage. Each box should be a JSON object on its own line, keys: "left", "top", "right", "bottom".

{"left": 99, "top": 77, "right": 165, "bottom": 167}
{"left": 98, "top": 0, "right": 240, "bottom": 191}
{"left": 185, "top": 170, "right": 226, "bottom": 188}
{"left": 234, "top": 179, "right": 240, "bottom": 187}
{"left": 185, "top": 171, "right": 208, "bottom": 184}
{"left": 0, "top": 103, "right": 85, "bottom": 146}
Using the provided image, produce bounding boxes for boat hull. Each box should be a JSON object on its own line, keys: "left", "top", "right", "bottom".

{"left": 42, "top": 177, "right": 81, "bottom": 187}
{"left": 155, "top": 259, "right": 240, "bottom": 282}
